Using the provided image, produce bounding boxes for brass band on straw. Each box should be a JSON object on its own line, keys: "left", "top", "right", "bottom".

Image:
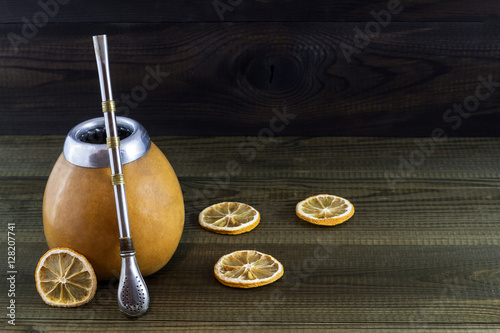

{"left": 106, "top": 136, "right": 120, "bottom": 149}
{"left": 111, "top": 173, "right": 125, "bottom": 186}
{"left": 102, "top": 100, "right": 116, "bottom": 113}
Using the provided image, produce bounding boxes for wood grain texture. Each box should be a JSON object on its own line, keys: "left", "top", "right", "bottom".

{"left": 1, "top": 136, "right": 500, "bottom": 331}
{"left": 1, "top": 22, "right": 500, "bottom": 136}
{"left": 1, "top": 0, "right": 499, "bottom": 23}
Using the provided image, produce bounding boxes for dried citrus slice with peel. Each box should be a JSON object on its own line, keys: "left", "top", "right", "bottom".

{"left": 214, "top": 250, "right": 284, "bottom": 288}
{"left": 199, "top": 202, "right": 260, "bottom": 235}
{"left": 35, "top": 247, "right": 97, "bottom": 307}
{"left": 296, "top": 194, "right": 354, "bottom": 226}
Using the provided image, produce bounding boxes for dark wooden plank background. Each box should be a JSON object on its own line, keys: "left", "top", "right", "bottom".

{"left": 1, "top": 135, "right": 500, "bottom": 331}
{"left": 1, "top": 1, "right": 500, "bottom": 136}
{"left": 1, "top": 0, "right": 500, "bottom": 22}
{"left": 2, "top": 2, "right": 499, "bottom": 330}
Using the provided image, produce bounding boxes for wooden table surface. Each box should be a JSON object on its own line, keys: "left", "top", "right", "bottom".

{"left": 1, "top": 136, "right": 500, "bottom": 332}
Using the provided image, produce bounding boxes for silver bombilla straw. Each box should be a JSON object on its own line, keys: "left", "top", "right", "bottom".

{"left": 92, "top": 34, "right": 150, "bottom": 317}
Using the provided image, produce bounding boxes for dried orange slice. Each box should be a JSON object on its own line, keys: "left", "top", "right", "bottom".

{"left": 296, "top": 194, "right": 354, "bottom": 226}
{"left": 35, "top": 248, "right": 97, "bottom": 307}
{"left": 199, "top": 202, "right": 260, "bottom": 235}
{"left": 214, "top": 250, "right": 283, "bottom": 288}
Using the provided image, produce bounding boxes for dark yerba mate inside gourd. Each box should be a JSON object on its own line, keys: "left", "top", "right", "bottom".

{"left": 78, "top": 125, "right": 133, "bottom": 144}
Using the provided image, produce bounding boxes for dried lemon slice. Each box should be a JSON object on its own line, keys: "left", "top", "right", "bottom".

{"left": 199, "top": 202, "right": 260, "bottom": 235}
{"left": 296, "top": 194, "right": 354, "bottom": 226}
{"left": 214, "top": 250, "right": 284, "bottom": 288}
{"left": 35, "top": 248, "right": 97, "bottom": 307}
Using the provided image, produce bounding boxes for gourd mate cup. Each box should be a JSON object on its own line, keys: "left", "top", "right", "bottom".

{"left": 43, "top": 116, "right": 184, "bottom": 281}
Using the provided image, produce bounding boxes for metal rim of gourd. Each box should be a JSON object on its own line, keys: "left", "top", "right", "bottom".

{"left": 63, "top": 116, "right": 151, "bottom": 168}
